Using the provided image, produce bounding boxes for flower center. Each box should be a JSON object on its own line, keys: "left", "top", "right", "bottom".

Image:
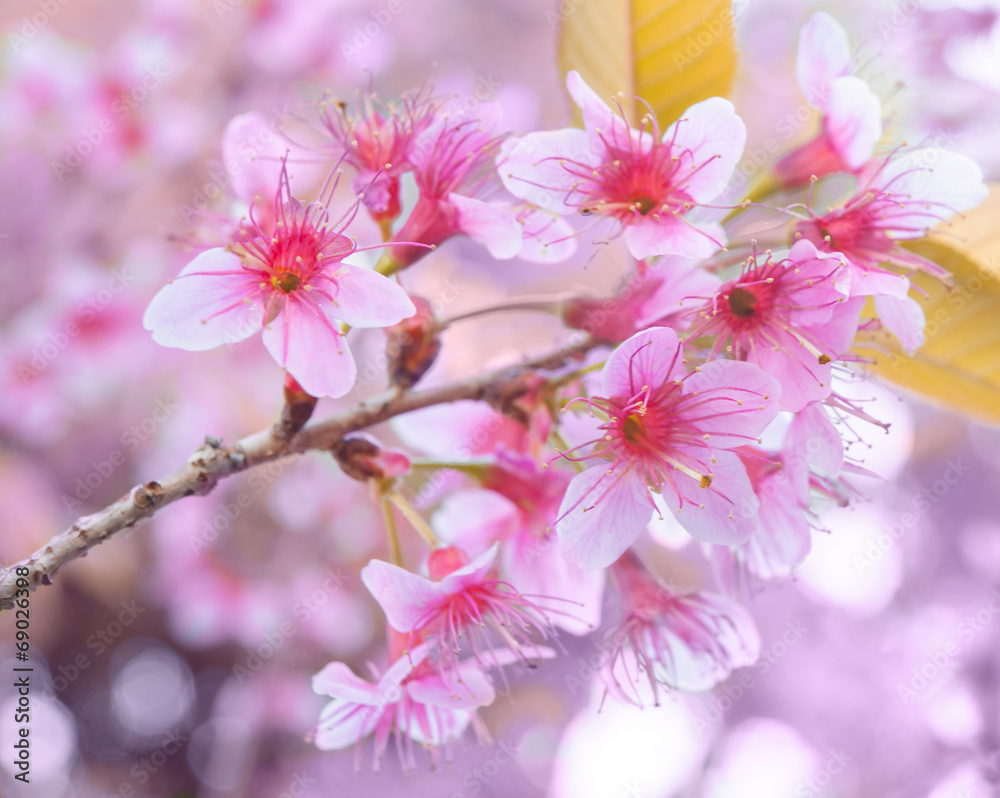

{"left": 727, "top": 286, "right": 758, "bottom": 318}
{"left": 622, "top": 413, "right": 645, "bottom": 442}
{"left": 274, "top": 272, "right": 301, "bottom": 293}
{"left": 630, "top": 195, "right": 657, "bottom": 216}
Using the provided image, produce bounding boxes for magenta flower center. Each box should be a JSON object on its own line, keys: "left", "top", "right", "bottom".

{"left": 598, "top": 382, "right": 715, "bottom": 490}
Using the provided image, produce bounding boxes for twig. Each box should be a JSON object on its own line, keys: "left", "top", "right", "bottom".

{"left": 0, "top": 335, "right": 594, "bottom": 610}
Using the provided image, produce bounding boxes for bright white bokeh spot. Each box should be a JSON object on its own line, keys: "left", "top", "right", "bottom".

{"left": 703, "top": 717, "right": 818, "bottom": 798}
{"left": 549, "top": 686, "right": 708, "bottom": 798}
{"left": 796, "top": 503, "right": 903, "bottom": 615}
{"left": 921, "top": 680, "right": 982, "bottom": 747}
{"left": 111, "top": 645, "right": 194, "bottom": 738}
{"left": 928, "top": 762, "right": 993, "bottom": 798}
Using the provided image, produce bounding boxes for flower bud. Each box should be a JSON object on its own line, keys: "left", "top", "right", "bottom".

{"left": 385, "top": 296, "right": 441, "bottom": 389}
{"left": 331, "top": 433, "right": 411, "bottom": 482}
{"left": 276, "top": 373, "right": 317, "bottom": 440}
{"left": 427, "top": 546, "right": 471, "bottom": 581}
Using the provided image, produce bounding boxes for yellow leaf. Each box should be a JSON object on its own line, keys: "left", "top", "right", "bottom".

{"left": 853, "top": 186, "right": 1000, "bottom": 425}
{"left": 557, "top": 0, "right": 737, "bottom": 127}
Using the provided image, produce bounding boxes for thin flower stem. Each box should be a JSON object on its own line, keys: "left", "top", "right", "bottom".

{"left": 377, "top": 218, "right": 394, "bottom": 243}
{"left": 379, "top": 493, "right": 403, "bottom": 566}
{"left": 723, "top": 170, "right": 782, "bottom": 223}
{"left": 550, "top": 359, "right": 606, "bottom": 387}
{"left": 437, "top": 296, "right": 569, "bottom": 328}
{"left": 387, "top": 492, "right": 439, "bottom": 547}
{"left": 375, "top": 251, "right": 402, "bottom": 276}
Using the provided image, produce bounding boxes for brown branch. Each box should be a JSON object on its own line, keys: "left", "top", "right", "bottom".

{"left": 0, "top": 336, "right": 594, "bottom": 610}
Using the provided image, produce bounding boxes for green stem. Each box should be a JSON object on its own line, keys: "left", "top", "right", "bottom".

{"left": 387, "top": 491, "right": 439, "bottom": 547}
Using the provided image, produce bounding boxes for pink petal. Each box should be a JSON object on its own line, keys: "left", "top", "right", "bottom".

{"left": 637, "top": 259, "right": 723, "bottom": 327}
{"left": 665, "top": 97, "right": 746, "bottom": 203}
{"left": 796, "top": 12, "right": 852, "bottom": 108}
{"left": 327, "top": 264, "right": 416, "bottom": 328}
{"left": 664, "top": 449, "right": 757, "bottom": 545}
{"left": 143, "top": 248, "right": 262, "bottom": 351}
{"left": 661, "top": 594, "right": 760, "bottom": 691}
{"left": 556, "top": 466, "right": 653, "bottom": 570}
{"left": 624, "top": 215, "right": 725, "bottom": 260}
{"left": 503, "top": 532, "right": 604, "bottom": 635}
{"left": 842, "top": 264, "right": 910, "bottom": 298}
{"left": 438, "top": 541, "right": 500, "bottom": 593}
{"left": 380, "top": 643, "right": 431, "bottom": 689}
{"left": 261, "top": 298, "right": 356, "bottom": 398}
{"left": 824, "top": 77, "right": 882, "bottom": 170}
{"left": 516, "top": 207, "right": 578, "bottom": 263}
{"left": 788, "top": 404, "right": 843, "bottom": 479}
{"left": 391, "top": 400, "right": 526, "bottom": 459}
{"left": 360, "top": 559, "right": 444, "bottom": 633}
{"left": 312, "top": 662, "right": 379, "bottom": 704}
{"left": 314, "top": 698, "right": 380, "bottom": 751}
{"left": 433, "top": 489, "right": 519, "bottom": 553}
{"left": 566, "top": 70, "right": 634, "bottom": 156}
{"left": 753, "top": 330, "right": 833, "bottom": 412}
{"left": 449, "top": 193, "right": 522, "bottom": 260}
{"left": 814, "top": 295, "right": 865, "bottom": 355}
{"left": 222, "top": 111, "right": 284, "bottom": 202}
{"left": 680, "top": 361, "right": 781, "bottom": 447}
{"left": 602, "top": 326, "right": 684, "bottom": 397}
{"left": 875, "top": 293, "right": 926, "bottom": 353}
{"left": 407, "top": 661, "right": 496, "bottom": 708}
{"left": 744, "top": 487, "right": 812, "bottom": 579}
{"left": 405, "top": 706, "right": 472, "bottom": 747}
{"left": 499, "top": 128, "right": 594, "bottom": 210}
{"left": 876, "top": 148, "right": 988, "bottom": 236}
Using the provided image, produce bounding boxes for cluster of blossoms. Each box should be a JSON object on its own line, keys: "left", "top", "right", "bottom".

{"left": 143, "top": 12, "right": 987, "bottom": 772}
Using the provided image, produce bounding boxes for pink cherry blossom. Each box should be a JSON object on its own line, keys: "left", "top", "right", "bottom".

{"left": 317, "top": 87, "right": 434, "bottom": 225}
{"left": 311, "top": 637, "right": 495, "bottom": 771}
{"left": 711, "top": 444, "right": 812, "bottom": 590}
{"left": 603, "top": 550, "right": 761, "bottom": 705}
{"left": 795, "top": 147, "right": 988, "bottom": 352}
{"left": 555, "top": 327, "right": 781, "bottom": 569}
{"left": 499, "top": 70, "right": 746, "bottom": 260}
{"left": 682, "top": 239, "right": 865, "bottom": 411}
{"left": 432, "top": 449, "right": 605, "bottom": 634}
{"left": 774, "top": 12, "right": 883, "bottom": 188}
{"left": 143, "top": 166, "right": 416, "bottom": 398}
{"left": 360, "top": 543, "right": 555, "bottom": 681}
{"left": 389, "top": 101, "right": 521, "bottom": 267}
